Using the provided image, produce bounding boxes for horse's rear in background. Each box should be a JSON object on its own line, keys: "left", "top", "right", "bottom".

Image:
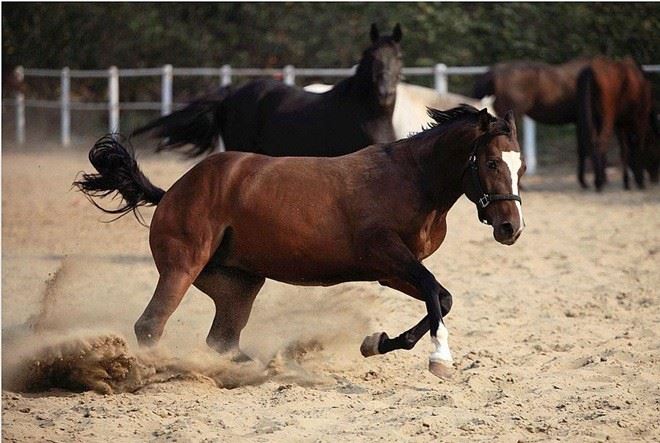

{"left": 577, "top": 56, "right": 657, "bottom": 190}
{"left": 76, "top": 105, "right": 525, "bottom": 380}
{"left": 133, "top": 24, "right": 403, "bottom": 158}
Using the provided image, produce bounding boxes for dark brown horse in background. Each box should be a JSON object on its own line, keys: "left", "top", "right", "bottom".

{"left": 473, "top": 58, "right": 591, "bottom": 124}
{"left": 133, "top": 24, "right": 403, "bottom": 158}
{"left": 75, "top": 105, "right": 525, "bottom": 379}
{"left": 577, "top": 56, "right": 658, "bottom": 190}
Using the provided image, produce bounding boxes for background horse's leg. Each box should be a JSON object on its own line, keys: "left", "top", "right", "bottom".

{"left": 193, "top": 266, "right": 265, "bottom": 360}
{"left": 628, "top": 125, "right": 647, "bottom": 189}
{"left": 134, "top": 271, "right": 197, "bottom": 347}
{"left": 592, "top": 128, "right": 612, "bottom": 191}
{"left": 577, "top": 121, "right": 591, "bottom": 189}
{"left": 616, "top": 127, "right": 631, "bottom": 190}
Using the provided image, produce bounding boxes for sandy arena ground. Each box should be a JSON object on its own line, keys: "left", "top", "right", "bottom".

{"left": 2, "top": 142, "right": 659, "bottom": 442}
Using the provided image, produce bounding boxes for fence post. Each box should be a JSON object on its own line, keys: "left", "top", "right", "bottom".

{"left": 283, "top": 65, "right": 295, "bottom": 86}
{"left": 161, "top": 64, "right": 173, "bottom": 115}
{"left": 434, "top": 63, "right": 448, "bottom": 94}
{"left": 60, "top": 67, "right": 71, "bottom": 146}
{"left": 108, "top": 66, "right": 119, "bottom": 132}
{"left": 15, "top": 66, "right": 25, "bottom": 145}
{"left": 523, "top": 116, "right": 537, "bottom": 175}
{"left": 220, "top": 64, "right": 232, "bottom": 86}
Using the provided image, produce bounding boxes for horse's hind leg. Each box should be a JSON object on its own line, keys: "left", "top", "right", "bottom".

{"left": 193, "top": 266, "right": 265, "bottom": 359}
{"left": 616, "top": 127, "right": 631, "bottom": 190}
{"left": 577, "top": 123, "right": 590, "bottom": 189}
{"left": 135, "top": 270, "right": 197, "bottom": 347}
{"left": 626, "top": 128, "right": 646, "bottom": 189}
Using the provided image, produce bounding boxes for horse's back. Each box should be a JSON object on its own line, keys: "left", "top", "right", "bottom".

{"left": 485, "top": 58, "right": 592, "bottom": 124}
{"left": 220, "top": 81, "right": 282, "bottom": 152}
{"left": 178, "top": 151, "right": 385, "bottom": 283}
{"left": 258, "top": 83, "right": 376, "bottom": 156}
{"left": 393, "top": 83, "right": 491, "bottom": 138}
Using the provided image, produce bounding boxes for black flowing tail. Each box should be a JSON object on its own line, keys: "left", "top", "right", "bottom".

{"left": 576, "top": 66, "right": 601, "bottom": 189}
{"left": 473, "top": 70, "right": 495, "bottom": 99}
{"left": 73, "top": 135, "right": 165, "bottom": 222}
{"left": 132, "top": 86, "right": 232, "bottom": 157}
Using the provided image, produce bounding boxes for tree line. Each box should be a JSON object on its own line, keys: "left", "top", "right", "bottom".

{"left": 4, "top": 3, "right": 658, "bottom": 70}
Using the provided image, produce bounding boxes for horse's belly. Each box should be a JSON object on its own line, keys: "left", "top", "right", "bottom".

{"left": 527, "top": 106, "right": 576, "bottom": 125}
{"left": 223, "top": 222, "right": 368, "bottom": 285}
{"left": 228, "top": 252, "right": 371, "bottom": 286}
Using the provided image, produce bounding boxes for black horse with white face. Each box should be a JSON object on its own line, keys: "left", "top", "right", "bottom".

{"left": 134, "top": 24, "right": 403, "bottom": 157}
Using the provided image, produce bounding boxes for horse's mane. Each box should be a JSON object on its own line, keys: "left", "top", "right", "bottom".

{"left": 426, "top": 105, "right": 482, "bottom": 127}
{"left": 403, "top": 104, "right": 511, "bottom": 146}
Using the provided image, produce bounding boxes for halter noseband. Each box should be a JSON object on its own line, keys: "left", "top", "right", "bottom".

{"left": 467, "top": 144, "right": 522, "bottom": 225}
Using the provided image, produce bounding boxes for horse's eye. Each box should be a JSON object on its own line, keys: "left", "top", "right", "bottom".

{"left": 487, "top": 160, "right": 498, "bottom": 170}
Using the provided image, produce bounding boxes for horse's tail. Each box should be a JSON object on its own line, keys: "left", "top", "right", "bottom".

{"left": 73, "top": 135, "right": 165, "bottom": 222}
{"left": 576, "top": 66, "right": 601, "bottom": 187}
{"left": 473, "top": 70, "right": 495, "bottom": 99}
{"left": 132, "top": 86, "right": 232, "bottom": 157}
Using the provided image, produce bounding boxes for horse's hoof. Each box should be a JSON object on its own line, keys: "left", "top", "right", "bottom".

{"left": 231, "top": 351, "right": 253, "bottom": 363}
{"left": 428, "top": 360, "right": 454, "bottom": 380}
{"left": 360, "top": 332, "right": 386, "bottom": 357}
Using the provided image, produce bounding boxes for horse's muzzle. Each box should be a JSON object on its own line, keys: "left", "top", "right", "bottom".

{"left": 378, "top": 92, "right": 396, "bottom": 107}
{"left": 493, "top": 221, "right": 523, "bottom": 245}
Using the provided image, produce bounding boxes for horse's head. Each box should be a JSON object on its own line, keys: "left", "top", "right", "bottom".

{"left": 463, "top": 109, "right": 525, "bottom": 245}
{"left": 359, "top": 23, "right": 403, "bottom": 107}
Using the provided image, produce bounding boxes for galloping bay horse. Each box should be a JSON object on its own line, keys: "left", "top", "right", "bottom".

{"left": 577, "top": 56, "right": 658, "bottom": 190}
{"left": 75, "top": 105, "right": 525, "bottom": 379}
{"left": 133, "top": 24, "right": 403, "bottom": 158}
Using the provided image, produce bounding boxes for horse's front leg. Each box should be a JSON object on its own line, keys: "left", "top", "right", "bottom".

{"left": 361, "top": 234, "right": 455, "bottom": 378}
{"left": 360, "top": 314, "right": 430, "bottom": 356}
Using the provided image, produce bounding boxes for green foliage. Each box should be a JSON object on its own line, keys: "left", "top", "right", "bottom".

{"left": 3, "top": 3, "right": 659, "bottom": 70}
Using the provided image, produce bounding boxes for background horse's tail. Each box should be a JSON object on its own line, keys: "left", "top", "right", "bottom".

{"left": 576, "top": 66, "right": 601, "bottom": 188}
{"left": 472, "top": 70, "right": 495, "bottom": 99}
{"left": 73, "top": 135, "right": 165, "bottom": 221}
{"left": 132, "top": 86, "right": 232, "bottom": 157}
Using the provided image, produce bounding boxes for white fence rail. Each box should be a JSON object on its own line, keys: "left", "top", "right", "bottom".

{"left": 7, "top": 63, "right": 660, "bottom": 175}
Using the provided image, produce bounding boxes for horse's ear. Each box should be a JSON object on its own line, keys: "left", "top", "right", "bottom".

{"left": 370, "top": 23, "right": 379, "bottom": 43}
{"left": 505, "top": 110, "right": 517, "bottom": 137}
{"left": 392, "top": 23, "right": 402, "bottom": 42}
{"left": 478, "top": 108, "right": 491, "bottom": 132}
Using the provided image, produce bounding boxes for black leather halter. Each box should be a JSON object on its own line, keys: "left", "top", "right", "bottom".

{"left": 467, "top": 144, "right": 522, "bottom": 225}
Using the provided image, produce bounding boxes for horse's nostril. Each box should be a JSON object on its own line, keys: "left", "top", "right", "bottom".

{"left": 500, "top": 222, "right": 514, "bottom": 237}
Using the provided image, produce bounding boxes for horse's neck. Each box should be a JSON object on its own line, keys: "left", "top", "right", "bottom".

{"left": 398, "top": 127, "right": 476, "bottom": 211}
{"left": 341, "top": 74, "right": 394, "bottom": 116}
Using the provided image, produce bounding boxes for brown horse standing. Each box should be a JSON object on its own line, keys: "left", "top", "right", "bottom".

{"left": 473, "top": 58, "right": 591, "bottom": 124}
{"left": 577, "top": 56, "right": 657, "bottom": 190}
{"left": 75, "top": 106, "right": 525, "bottom": 378}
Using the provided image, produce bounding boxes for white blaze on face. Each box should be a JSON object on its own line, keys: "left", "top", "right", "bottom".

{"left": 501, "top": 150, "right": 524, "bottom": 232}
{"left": 429, "top": 323, "right": 453, "bottom": 363}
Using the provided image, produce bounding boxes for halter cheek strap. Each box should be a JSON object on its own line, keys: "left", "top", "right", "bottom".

{"left": 468, "top": 151, "right": 522, "bottom": 225}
